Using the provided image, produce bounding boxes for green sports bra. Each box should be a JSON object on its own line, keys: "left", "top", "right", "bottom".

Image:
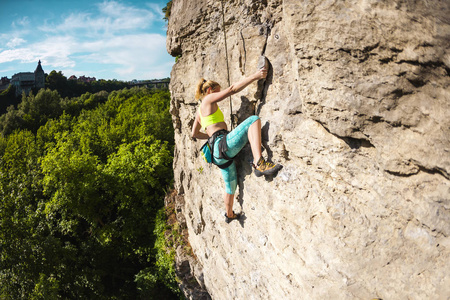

{"left": 200, "top": 106, "right": 225, "bottom": 130}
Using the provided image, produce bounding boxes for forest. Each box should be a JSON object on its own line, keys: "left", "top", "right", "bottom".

{"left": 0, "top": 86, "right": 183, "bottom": 299}
{"left": 0, "top": 71, "right": 133, "bottom": 116}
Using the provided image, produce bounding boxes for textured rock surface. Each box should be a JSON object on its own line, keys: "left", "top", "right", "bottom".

{"left": 166, "top": 0, "right": 450, "bottom": 299}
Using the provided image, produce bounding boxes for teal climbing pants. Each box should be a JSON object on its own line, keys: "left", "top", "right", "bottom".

{"left": 213, "top": 115, "right": 260, "bottom": 194}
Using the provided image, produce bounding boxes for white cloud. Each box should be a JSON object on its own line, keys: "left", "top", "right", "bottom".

{"left": 41, "top": 13, "right": 92, "bottom": 32}
{"left": 33, "top": 36, "right": 78, "bottom": 68}
{"left": 12, "top": 16, "right": 30, "bottom": 28}
{"left": 39, "top": 0, "right": 157, "bottom": 35}
{"left": 1, "top": 0, "right": 173, "bottom": 80}
{"left": 0, "top": 32, "right": 169, "bottom": 76}
{"left": 0, "top": 36, "right": 77, "bottom": 68}
{"left": 147, "top": 3, "right": 165, "bottom": 20}
{"left": 97, "top": 0, "right": 156, "bottom": 29}
{"left": 0, "top": 49, "right": 29, "bottom": 63}
{"left": 79, "top": 33, "right": 168, "bottom": 68}
{"left": 6, "top": 37, "right": 26, "bottom": 48}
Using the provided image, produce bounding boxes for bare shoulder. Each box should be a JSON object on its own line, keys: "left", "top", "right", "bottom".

{"left": 202, "top": 94, "right": 214, "bottom": 105}
{"left": 205, "top": 88, "right": 232, "bottom": 104}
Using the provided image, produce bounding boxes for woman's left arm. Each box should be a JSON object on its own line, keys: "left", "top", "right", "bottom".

{"left": 191, "top": 111, "right": 209, "bottom": 140}
{"left": 205, "top": 68, "right": 267, "bottom": 104}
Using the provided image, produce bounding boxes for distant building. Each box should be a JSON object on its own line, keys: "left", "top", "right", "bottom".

{"left": 11, "top": 60, "right": 45, "bottom": 96}
{"left": 77, "top": 75, "right": 96, "bottom": 83}
{"left": 128, "top": 78, "right": 170, "bottom": 89}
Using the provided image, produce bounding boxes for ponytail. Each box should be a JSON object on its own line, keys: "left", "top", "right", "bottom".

{"left": 195, "top": 78, "right": 220, "bottom": 100}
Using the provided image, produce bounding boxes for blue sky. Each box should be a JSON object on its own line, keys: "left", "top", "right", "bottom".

{"left": 0, "top": 0, "right": 174, "bottom": 81}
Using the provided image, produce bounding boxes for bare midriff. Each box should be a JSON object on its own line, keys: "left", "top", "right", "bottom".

{"left": 206, "top": 122, "right": 228, "bottom": 137}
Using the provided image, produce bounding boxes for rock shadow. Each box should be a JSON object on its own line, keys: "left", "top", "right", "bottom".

{"left": 255, "top": 58, "right": 273, "bottom": 116}
{"left": 261, "top": 121, "right": 273, "bottom": 161}
{"left": 234, "top": 120, "right": 282, "bottom": 225}
{"left": 236, "top": 147, "right": 253, "bottom": 228}
{"left": 260, "top": 120, "right": 283, "bottom": 181}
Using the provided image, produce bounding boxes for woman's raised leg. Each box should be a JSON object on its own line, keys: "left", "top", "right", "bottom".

{"left": 247, "top": 118, "right": 262, "bottom": 165}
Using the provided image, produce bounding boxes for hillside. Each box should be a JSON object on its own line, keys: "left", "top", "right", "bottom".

{"left": 0, "top": 88, "right": 180, "bottom": 299}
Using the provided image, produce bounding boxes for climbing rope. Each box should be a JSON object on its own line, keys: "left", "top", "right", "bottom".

{"left": 220, "top": 0, "right": 234, "bottom": 130}
{"left": 220, "top": 2, "right": 273, "bottom": 122}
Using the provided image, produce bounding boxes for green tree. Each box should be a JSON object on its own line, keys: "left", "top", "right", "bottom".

{"left": 0, "top": 84, "right": 18, "bottom": 115}
{"left": 0, "top": 105, "right": 24, "bottom": 136}
{"left": 0, "top": 88, "right": 179, "bottom": 299}
{"left": 46, "top": 71, "right": 68, "bottom": 93}
{"left": 163, "top": 1, "right": 173, "bottom": 21}
{"left": 0, "top": 130, "right": 48, "bottom": 299}
{"left": 19, "top": 89, "right": 62, "bottom": 133}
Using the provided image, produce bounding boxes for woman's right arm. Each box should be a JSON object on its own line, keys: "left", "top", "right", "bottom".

{"left": 191, "top": 111, "right": 209, "bottom": 140}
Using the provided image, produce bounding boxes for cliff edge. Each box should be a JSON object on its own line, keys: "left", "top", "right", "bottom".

{"left": 166, "top": 0, "right": 450, "bottom": 299}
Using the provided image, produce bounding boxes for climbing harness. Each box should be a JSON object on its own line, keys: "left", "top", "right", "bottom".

{"left": 200, "top": 141, "right": 212, "bottom": 163}
{"left": 220, "top": 0, "right": 234, "bottom": 130}
{"left": 201, "top": 129, "right": 234, "bottom": 169}
{"left": 211, "top": 2, "right": 272, "bottom": 167}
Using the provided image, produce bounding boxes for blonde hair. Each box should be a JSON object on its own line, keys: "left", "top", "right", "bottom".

{"left": 195, "top": 78, "right": 220, "bottom": 100}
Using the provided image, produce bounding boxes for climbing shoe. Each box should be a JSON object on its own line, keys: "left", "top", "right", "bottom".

{"left": 224, "top": 211, "right": 241, "bottom": 223}
{"left": 253, "top": 157, "right": 282, "bottom": 177}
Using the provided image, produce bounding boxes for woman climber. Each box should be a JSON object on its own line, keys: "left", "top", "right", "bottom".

{"left": 191, "top": 67, "right": 282, "bottom": 223}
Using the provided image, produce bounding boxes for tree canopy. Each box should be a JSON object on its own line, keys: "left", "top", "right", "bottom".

{"left": 0, "top": 87, "right": 181, "bottom": 299}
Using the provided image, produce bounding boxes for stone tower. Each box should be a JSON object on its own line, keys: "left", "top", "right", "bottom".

{"left": 34, "top": 60, "right": 45, "bottom": 89}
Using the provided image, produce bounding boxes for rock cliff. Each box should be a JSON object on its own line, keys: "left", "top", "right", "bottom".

{"left": 166, "top": 0, "right": 450, "bottom": 299}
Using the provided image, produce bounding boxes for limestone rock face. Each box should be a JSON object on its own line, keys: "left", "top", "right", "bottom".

{"left": 166, "top": 0, "right": 450, "bottom": 299}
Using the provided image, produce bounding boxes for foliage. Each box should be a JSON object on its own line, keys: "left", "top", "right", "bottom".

{"left": 153, "top": 208, "right": 182, "bottom": 296}
{"left": 163, "top": 1, "right": 173, "bottom": 22}
{"left": 0, "top": 88, "right": 111, "bottom": 136}
{"left": 46, "top": 71, "right": 68, "bottom": 94}
{"left": 0, "top": 84, "right": 18, "bottom": 115}
{"left": 135, "top": 208, "right": 183, "bottom": 300}
{"left": 19, "top": 89, "right": 63, "bottom": 133}
{"left": 0, "top": 87, "right": 181, "bottom": 299}
{"left": 46, "top": 71, "right": 129, "bottom": 98}
{"left": 0, "top": 69, "right": 130, "bottom": 117}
